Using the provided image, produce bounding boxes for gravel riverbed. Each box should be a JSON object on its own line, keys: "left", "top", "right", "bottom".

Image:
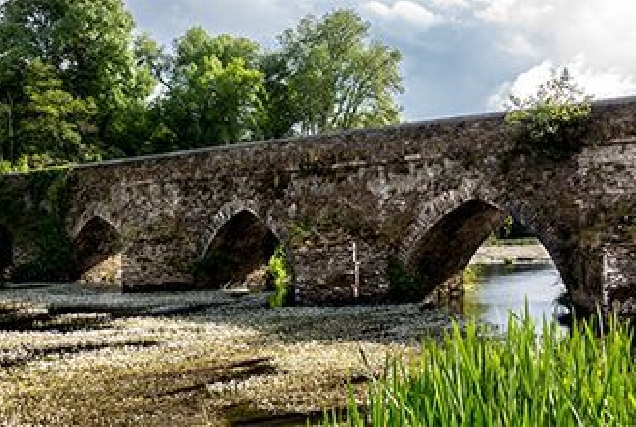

{"left": 0, "top": 284, "right": 471, "bottom": 426}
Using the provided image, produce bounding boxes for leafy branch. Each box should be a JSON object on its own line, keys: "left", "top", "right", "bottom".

{"left": 505, "top": 68, "right": 593, "bottom": 157}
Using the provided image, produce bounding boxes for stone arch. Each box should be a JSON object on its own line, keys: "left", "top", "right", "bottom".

{"left": 195, "top": 204, "right": 283, "bottom": 290}
{"left": 399, "top": 182, "right": 480, "bottom": 265}
{"left": 70, "top": 203, "right": 120, "bottom": 241}
{"left": 72, "top": 215, "right": 123, "bottom": 286}
{"left": 0, "top": 224, "right": 13, "bottom": 280}
{"left": 198, "top": 199, "right": 289, "bottom": 258}
{"left": 400, "top": 189, "right": 568, "bottom": 298}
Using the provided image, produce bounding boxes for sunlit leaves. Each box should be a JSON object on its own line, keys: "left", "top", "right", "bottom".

{"left": 505, "top": 68, "right": 593, "bottom": 156}
{"left": 0, "top": 0, "right": 155, "bottom": 165}
{"left": 325, "top": 312, "right": 636, "bottom": 426}
{"left": 279, "top": 10, "right": 404, "bottom": 136}
{"left": 153, "top": 28, "right": 266, "bottom": 148}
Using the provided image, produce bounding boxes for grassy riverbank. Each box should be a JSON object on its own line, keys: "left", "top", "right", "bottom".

{"left": 325, "top": 312, "right": 636, "bottom": 426}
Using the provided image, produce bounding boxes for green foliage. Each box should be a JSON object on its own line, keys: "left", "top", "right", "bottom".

{"left": 18, "top": 60, "right": 99, "bottom": 167}
{"left": 502, "top": 215, "right": 514, "bottom": 238}
{"left": 0, "top": 5, "right": 405, "bottom": 163}
{"left": 267, "top": 245, "right": 292, "bottom": 308}
{"left": 386, "top": 257, "right": 423, "bottom": 302}
{"left": 257, "top": 52, "right": 300, "bottom": 140}
{"left": 460, "top": 264, "right": 481, "bottom": 290}
{"left": 142, "top": 28, "right": 266, "bottom": 149}
{"left": 0, "top": 0, "right": 155, "bottom": 165}
{"left": 279, "top": 10, "right": 404, "bottom": 135}
{"left": 0, "top": 167, "right": 74, "bottom": 281}
{"left": 12, "top": 216, "right": 73, "bottom": 282}
{"left": 324, "top": 311, "right": 636, "bottom": 426}
{"left": 505, "top": 68, "right": 592, "bottom": 157}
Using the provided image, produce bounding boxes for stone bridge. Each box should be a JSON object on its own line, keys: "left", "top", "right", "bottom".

{"left": 0, "top": 98, "right": 635, "bottom": 313}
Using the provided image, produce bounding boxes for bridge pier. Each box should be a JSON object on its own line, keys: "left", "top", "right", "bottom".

{"left": 122, "top": 239, "right": 195, "bottom": 291}
{"left": 557, "top": 243, "right": 636, "bottom": 315}
{"left": 292, "top": 230, "right": 391, "bottom": 305}
{"left": 602, "top": 245, "right": 636, "bottom": 314}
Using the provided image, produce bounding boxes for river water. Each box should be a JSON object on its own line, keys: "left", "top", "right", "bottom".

{"left": 462, "top": 262, "right": 569, "bottom": 331}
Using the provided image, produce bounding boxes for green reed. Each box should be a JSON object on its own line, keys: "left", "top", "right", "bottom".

{"left": 323, "top": 311, "right": 636, "bottom": 426}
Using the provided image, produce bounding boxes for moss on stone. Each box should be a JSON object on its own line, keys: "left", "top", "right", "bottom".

{"left": 386, "top": 256, "right": 424, "bottom": 302}
{"left": 0, "top": 168, "right": 74, "bottom": 281}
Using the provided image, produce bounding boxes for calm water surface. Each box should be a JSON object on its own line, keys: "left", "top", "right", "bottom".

{"left": 463, "top": 263, "right": 569, "bottom": 331}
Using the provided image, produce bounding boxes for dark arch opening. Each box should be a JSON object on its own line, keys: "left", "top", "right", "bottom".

{"left": 407, "top": 199, "right": 505, "bottom": 297}
{"left": 0, "top": 225, "right": 13, "bottom": 281}
{"left": 405, "top": 198, "right": 567, "bottom": 325}
{"left": 196, "top": 210, "right": 280, "bottom": 290}
{"left": 72, "top": 217, "right": 122, "bottom": 286}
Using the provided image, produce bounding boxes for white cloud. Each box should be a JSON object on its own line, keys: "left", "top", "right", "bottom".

{"left": 429, "top": 0, "right": 469, "bottom": 8}
{"left": 474, "top": 0, "right": 554, "bottom": 24}
{"left": 364, "top": 1, "right": 442, "bottom": 27}
{"left": 475, "top": 0, "right": 636, "bottom": 109}
{"left": 472, "top": 0, "right": 636, "bottom": 70}
{"left": 487, "top": 59, "right": 636, "bottom": 110}
{"left": 496, "top": 34, "right": 539, "bottom": 59}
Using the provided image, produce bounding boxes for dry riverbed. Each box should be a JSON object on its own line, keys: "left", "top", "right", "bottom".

{"left": 0, "top": 284, "right": 468, "bottom": 426}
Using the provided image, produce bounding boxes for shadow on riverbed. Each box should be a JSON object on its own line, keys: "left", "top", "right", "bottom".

{"left": 0, "top": 300, "right": 228, "bottom": 332}
{"left": 0, "top": 284, "right": 458, "bottom": 345}
{"left": 0, "top": 339, "right": 161, "bottom": 368}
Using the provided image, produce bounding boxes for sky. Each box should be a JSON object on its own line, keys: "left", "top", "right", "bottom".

{"left": 124, "top": 0, "right": 636, "bottom": 121}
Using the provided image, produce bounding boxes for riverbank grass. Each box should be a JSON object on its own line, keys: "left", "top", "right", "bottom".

{"left": 325, "top": 311, "right": 636, "bottom": 426}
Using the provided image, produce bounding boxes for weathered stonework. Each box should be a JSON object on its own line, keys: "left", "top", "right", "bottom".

{"left": 0, "top": 97, "right": 635, "bottom": 312}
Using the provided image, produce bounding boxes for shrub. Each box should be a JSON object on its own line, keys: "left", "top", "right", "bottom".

{"left": 460, "top": 264, "right": 481, "bottom": 291}
{"left": 386, "top": 256, "right": 424, "bottom": 302}
{"left": 505, "top": 68, "right": 592, "bottom": 157}
{"left": 267, "top": 245, "right": 291, "bottom": 308}
{"left": 323, "top": 311, "right": 636, "bottom": 426}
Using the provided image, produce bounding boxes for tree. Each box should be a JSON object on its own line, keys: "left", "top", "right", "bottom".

{"left": 278, "top": 10, "right": 403, "bottom": 135}
{"left": 505, "top": 68, "right": 593, "bottom": 155}
{"left": 145, "top": 28, "right": 266, "bottom": 148}
{"left": 257, "top": 52, "right": 300, "bottom": 140}
{"left": 17, "top": 60, "right": 97, "bottom": 167}
{"left": 0, "top": 0, "right": 155, "bottom": 164}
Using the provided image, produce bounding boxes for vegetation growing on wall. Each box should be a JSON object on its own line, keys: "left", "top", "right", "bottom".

{"left": 460, "top": 264, "right": 481, "bottom": 291}
{"left": 0, "top": 168, "right": 74, "bottom": 281}
{"left": 267, "top": 245, "right": 292, "bottom": 308}
{"left": 386, "top": 256, "right": 425, "bottom": 302}
{"left": 505, "top": 68, "right": 592, "bottom": 157}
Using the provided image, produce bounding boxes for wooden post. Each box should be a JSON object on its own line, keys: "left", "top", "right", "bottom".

{"left": 351, "top": 241, "right": 360, "bottom": 299}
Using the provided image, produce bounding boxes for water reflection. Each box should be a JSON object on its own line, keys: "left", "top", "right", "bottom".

{"left": 462, "top": 263, "right": 569, "bottom": 331}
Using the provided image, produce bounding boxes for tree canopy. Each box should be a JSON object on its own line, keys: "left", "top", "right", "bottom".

{"left": 0, "top": 5, "right": 404, "bottom": 170}
{"left": 142, "top": 28, "right": 266, "bottom": 150}
{"left": 0, "top": 0, "right": 154, "bottom": 167}
{"left": 279, "top": 10, "right": 403, "bottom": 135}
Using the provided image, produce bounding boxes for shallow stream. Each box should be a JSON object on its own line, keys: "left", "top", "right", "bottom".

{"left": 463, "top": 262, "right": 569, "bottom": 331}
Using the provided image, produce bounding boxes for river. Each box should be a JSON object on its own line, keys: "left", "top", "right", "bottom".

{"left": 462, "top": 262, "right": 569, "bottom": 331}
